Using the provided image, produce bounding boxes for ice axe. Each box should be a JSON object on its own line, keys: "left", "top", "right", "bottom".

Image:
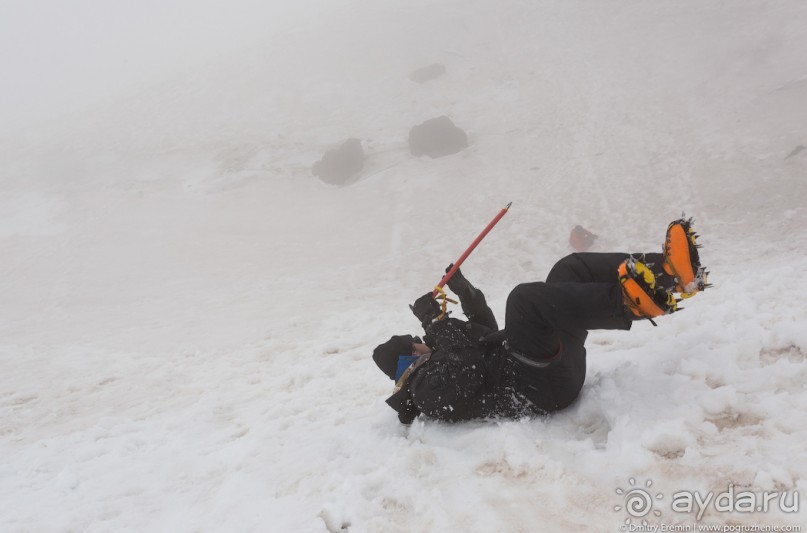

{"left": 431, "top": 202, "right": 512, "bottom": 316}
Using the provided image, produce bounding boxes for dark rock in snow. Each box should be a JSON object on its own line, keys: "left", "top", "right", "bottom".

{"left": 408, "top": 116, "right": 468, "bottom": 158}
{"left": 408, "top": 63, "right": 446, "bottom": 83}
{"left": 312, "top": 139, "right": 365, "bottom": 185}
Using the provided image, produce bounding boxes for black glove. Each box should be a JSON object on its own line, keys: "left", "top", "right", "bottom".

{"left": 410, "top": 292, "right": 440, "bottom": 328}
{"left": 445, "top": 264, "right": 473, "bottom": 297}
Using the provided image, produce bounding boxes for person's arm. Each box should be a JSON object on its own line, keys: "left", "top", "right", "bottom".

{"left": 445, "top": 265, "right": 498, "bottom": 330}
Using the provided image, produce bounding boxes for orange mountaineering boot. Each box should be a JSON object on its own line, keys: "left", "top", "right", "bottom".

{"left": 662, "top": 217, "right": 710, "bottom": 298}
{"left": 618, "top": 258, "right": 678, "bottom": 321}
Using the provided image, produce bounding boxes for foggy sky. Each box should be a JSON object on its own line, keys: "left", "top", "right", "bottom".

{"left": 0, "top": 0, "right": 323, "bottom": 136}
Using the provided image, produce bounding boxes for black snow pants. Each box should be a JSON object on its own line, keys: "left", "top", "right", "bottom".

{"left": 503, "top": 252, "right": 665, "bottom": 413}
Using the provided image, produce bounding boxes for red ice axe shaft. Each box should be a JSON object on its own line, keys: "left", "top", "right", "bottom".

{"left": 433, "top": 202, "right": 512, "bottom": 297}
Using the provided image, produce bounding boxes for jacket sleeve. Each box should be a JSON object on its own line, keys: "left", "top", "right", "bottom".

{"left": 408, "top": 345, "right": 486, "bottom": 421}
{"left": 457, "top": 286, "right": 498, "bottom": 331}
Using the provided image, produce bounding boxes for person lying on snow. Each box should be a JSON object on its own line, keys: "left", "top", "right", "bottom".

{"left": 373, "top": 218, "right": 709, "bottom": 424}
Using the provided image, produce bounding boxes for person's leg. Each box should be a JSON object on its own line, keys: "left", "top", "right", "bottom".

{"left": 506, "top": 257, "right": 650, "bottom": 415}
{"left": 546, "top": 252, "right": 675, "bottom": 285}
{"left": 504, "top": 280, "right": 630, "bottom": 364}
{"left": 504, "top": 281, "right": 618, "bottom": 414}
{"left": 508, "top": 334, "right": 586, "bottom": 414}
{"left": 546, "top": 252, "right": 629, "bottom": 283}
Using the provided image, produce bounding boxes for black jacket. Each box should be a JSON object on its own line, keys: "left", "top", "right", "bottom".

{"left": 405, "top": 319, "right": 540, "bottom": 422}
{"left": 382, "top": 287, "right": 540, "bottom": 424}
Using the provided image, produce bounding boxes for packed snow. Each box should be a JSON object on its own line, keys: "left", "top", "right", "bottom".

{"left": 1, "top": 0, "right": 806, "bottom": 531}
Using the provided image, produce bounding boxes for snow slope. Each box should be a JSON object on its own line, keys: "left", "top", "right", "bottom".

{"left": 1, "top": 0, "right": 806, "bottom": 531}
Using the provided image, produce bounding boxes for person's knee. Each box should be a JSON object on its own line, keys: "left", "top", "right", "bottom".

{"left": 506, "top": 282, "right": 547, "bottom": 313}
{"left": 510, "top": 281, "right": 549, "bottom": 296}
{"left": 509, "top": 282, "right": 565, "bottom": 319}
{"left": 546, "top": 254, "right": 585, "bottom": 282}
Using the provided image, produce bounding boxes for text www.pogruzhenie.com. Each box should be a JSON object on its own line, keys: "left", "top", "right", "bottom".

{"left": 619, "top": 524, "right": 801, "bottom": 532}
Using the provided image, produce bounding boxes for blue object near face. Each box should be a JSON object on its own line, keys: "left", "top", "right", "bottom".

{"left": 394, "top": 355, "right": 419, "bottom": 381}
